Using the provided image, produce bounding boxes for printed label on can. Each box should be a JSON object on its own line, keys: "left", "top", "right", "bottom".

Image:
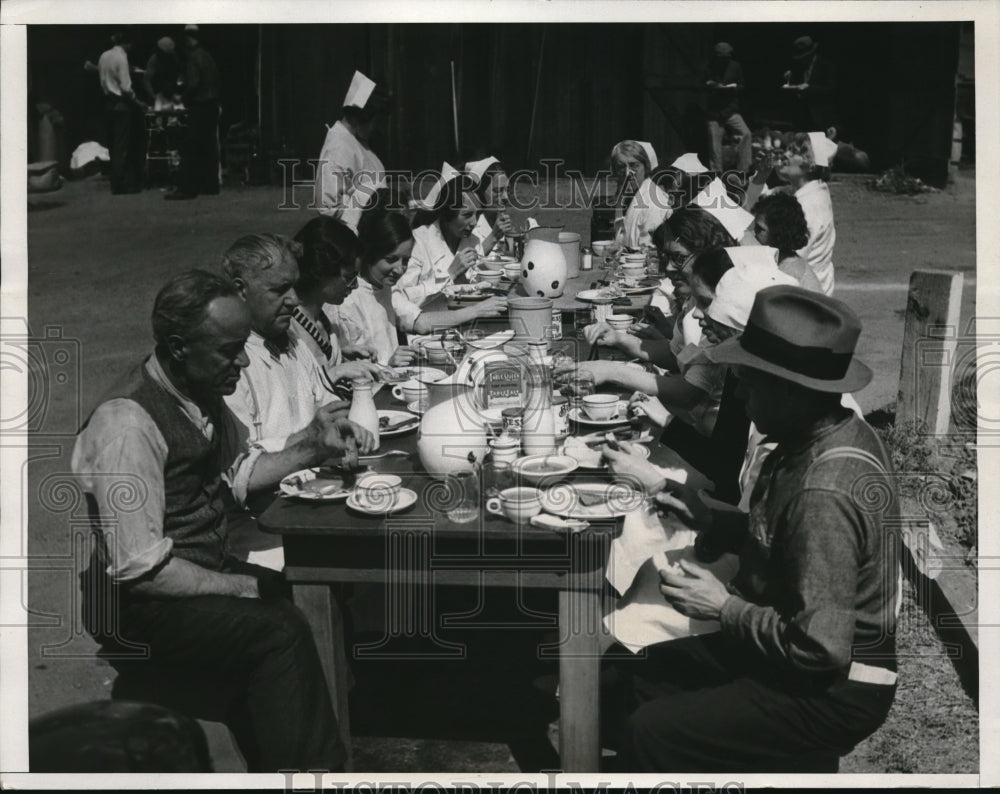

{"left": 551, "top": 308, "right": 563, "bottom": 341}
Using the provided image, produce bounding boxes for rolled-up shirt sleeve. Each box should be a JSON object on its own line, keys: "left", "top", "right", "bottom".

{"left": 71, "top": 400, "right": 172, "bottom": 582}
{"left": 391, "top": 287, "right": 424, "bottom": 334}
{"left": 720, "top": 488, "right": 862, "bottom": 673}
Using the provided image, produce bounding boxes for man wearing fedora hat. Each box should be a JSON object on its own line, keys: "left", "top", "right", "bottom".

{"left": 705, "top": 42, "right": 752, "bottom": 173}
{"left": 604, "top": 286, "right": 900, "bottom": 772}
{"left": 783, "top": 35, "right": 837, "bottom": 132}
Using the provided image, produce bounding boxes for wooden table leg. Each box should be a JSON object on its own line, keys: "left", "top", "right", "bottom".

{"left": 558, "top": 585, "right": 603, "bottom": 772}
{"left": 293, "top": 583, "right": 352, "bottom": 771}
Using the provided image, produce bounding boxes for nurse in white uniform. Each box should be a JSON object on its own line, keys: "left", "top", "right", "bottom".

{"left": 314, "top": 70, "right": 389, "bottom": 233}
{"left": 611, "top": 140, "right": 673, "bottom": 252}
{"left": 465, "top": 156, "right": 513, "bottom": 256}
{"left": 400, "top": 164, "right": 482, "bottom": 306}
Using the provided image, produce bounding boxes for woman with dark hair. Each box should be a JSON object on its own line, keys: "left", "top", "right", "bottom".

{"left": 401, "top": 168, "right": 483, "bottom": 307}
{"left": 336, "top": 209, "right": 506, "bottom": 364}
{"left": 465, "top": 156, "right": 515, "bottom": 256}
{"left": 290, "top": 216, "right": 393, "bottom": 379}
{"left": 751, "top": 193, "right": 823, "bottom": 292}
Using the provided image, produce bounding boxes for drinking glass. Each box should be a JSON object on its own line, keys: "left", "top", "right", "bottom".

{"left": 445, "top": 468, "right": 481, "bottom": 524}
{"left": 485, "top": 460, "right": 515, "bottom": 499}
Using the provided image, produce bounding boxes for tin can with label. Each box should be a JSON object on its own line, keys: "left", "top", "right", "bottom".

{"left": 501, "top": 407, "right": 524, "bottom": 440}
{"left": 551, "top": 308, "right": 563, "bottom": 340}
{"left": 552, "top": 394, "right": 569, "bottom": 441}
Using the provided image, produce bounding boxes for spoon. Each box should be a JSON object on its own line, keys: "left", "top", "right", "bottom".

{"left": 357, "top": 450, "right": 410, "bottom": 463}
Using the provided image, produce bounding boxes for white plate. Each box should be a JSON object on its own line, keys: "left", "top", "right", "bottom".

{"left": 406, "top": 400, "right": 426, "bottom": 415}
{"left": 540, "top": 482, "right": 644, "bottom": 519}
{"left": 568, "top": 402, "right": 631, "bottom": 426}
{"left": 465, "top": 329, "right": 515, "bottom": 349}
{"left": 575, "top": 288, "right": 625, "bottom": 303}
{"left": 378, "top": 410, "right": 420, "bottom": 436}
{"left": 389, "top": 366, "right": 446, "bottom": 384}
{"left": 560, "top": 440, "right": 650, "bottom": 469}
{"left": 347, "top": 487, "right": 419, "bottom": 515}
{"left": 280, "top": 468, "right": 353, "bottom": 501}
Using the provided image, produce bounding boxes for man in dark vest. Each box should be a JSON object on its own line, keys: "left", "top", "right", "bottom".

{"left": 73, "top": 270, "right": 370, "bottom": 771}
{"left": 602, "top": 286, "right": 900, "bottom": 771}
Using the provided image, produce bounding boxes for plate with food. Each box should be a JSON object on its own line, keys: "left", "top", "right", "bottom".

{"left": 445, "top": 284, "right": 491, "bottom": 301}
{"left": 560, "top": 436, "right": 650, "bottom": 469}
{"left": 540, "top": 482, "right": 644, "bottom": 519}
{"left": 280, "top": 468, "right": 353, "bottom": 501}
{"left": 388, "top": 366, "right": 447, "bottom": 384}
{"left": 378, "top": 410, "right": 421, "bottom": 436}
{"left": 575, "top": 287, "right": 627, "bottom": 303}
{"left": 620, "top": 278, "right": 662, "bottom": 296}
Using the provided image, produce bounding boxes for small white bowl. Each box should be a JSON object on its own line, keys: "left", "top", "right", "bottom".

{"left": 592, "top": 240, "right": 614, "bottom": 257}
{"left": 607, "top": 314, "right": 633, "bottom": 331}
{"left": 478, "top": 268, "right": 504, "bottom": 284}
{"left": 512, "top": 454, "right": 579, "bottom": 485}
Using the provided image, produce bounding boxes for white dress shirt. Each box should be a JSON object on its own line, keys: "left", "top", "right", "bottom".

{"left": 223, "top": 331, "right": 334, "bottom": 454}
{"left": 98, "top": 45, "right": 132, "bottom": 98}
{"left": 794, "top": 179, "right": 836, "bottom": 295}
{"left": 313, "top": 120, "right": 385, "bottom": 233}
{"left": 336, "top": 277, "right": 410, "bottom": 364}
{"left": 72, "top": 355, "right": 257, "bottom": 582}
{"left": 616, "top": 177, "right": 673, "bottom": 251}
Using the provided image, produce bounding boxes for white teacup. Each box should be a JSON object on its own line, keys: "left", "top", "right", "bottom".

{"left": 591, "top": 240, "right": 614, "bottom": 258}
{"left": 582, "top": 393, "right": 620, "bottom": 421}
{"left": 486, "top": 486, "right": 542, "bottom": 522}
{"left": 392, "top": 379, "right": 428, "bottom": 406}
{"left": 607, "top": 314, "right": 633, "bottom": 332}
{"left": 478, "top": 268, "right": 504, "bottom": 285}
{"left": 621, "top": 265, "right": 646, "bottom": 280}
{"left": 354, "top": 473, "right": 402, "bottom": 510}
{"left": 489, "top": 436, "right": 521, "bottom": 465}
{"left": 502, "top": 263, "right": 521, "bottom": 282}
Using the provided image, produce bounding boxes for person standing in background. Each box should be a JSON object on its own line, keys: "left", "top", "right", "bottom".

{"left": 314, "top": 70, "right": 390, "bottom": 232}
{"left": 143, "top": 36, "right": 181, "bottom": 110}
{"left": 783, "top": 36, "right": 838, "bottom": 133}
{"left": 705, "top": 42, "right": 752, "bottom": 173}
{"left": 98, "top": 29, "right": 147, "bottom": 194}
{"left": 166, "top": 24, "right": 220, "bottom": 200}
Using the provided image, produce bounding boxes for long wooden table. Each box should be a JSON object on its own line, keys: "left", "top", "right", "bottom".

{"left": 258, "top": 270, "right": 671, "bottom": 772}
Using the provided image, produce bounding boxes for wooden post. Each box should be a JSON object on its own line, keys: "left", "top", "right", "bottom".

{"left": 896, "top": 270, "right": 964, "bottom": 435}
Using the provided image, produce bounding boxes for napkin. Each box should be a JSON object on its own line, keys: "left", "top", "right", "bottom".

{"left": 248, "top": 545, "right": 285, "bottom": 572}
{"left": 807, "top": 131, "right": 838, "bottom": 168}
{"left": 604, "top": 546, "right": 739, "bottom": 653}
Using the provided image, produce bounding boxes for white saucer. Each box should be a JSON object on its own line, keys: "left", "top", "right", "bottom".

{"left": 389, "top": 365, "right": 446, "bottom": 383}
{"left": 575, "top": 289, "right": 623, "bottom": 303}
{"left": 378, "top": 410, "right": 420, "bottom": 436}
{"left": 540, "top": 482, "right": 644, "bottom": 519}
{"left": 568, "top": 402, "right": 631, "bottom": 426}
{"left": 346, "top": 487, "right": 419, "bottom": 515}
{"left": 406, "top": 400, "right": 426, "bottom": 415}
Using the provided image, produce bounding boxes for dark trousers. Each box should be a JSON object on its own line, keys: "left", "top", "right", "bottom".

{"left": 607, "top": 634, "right": 895, "bottom": 772}
{"left": 90, "top": 558, "right": 345, "bottom": 772}
{"left": 106, "top": 98, "right": 145, "bottom": 193}
{"left": 178, "top": 101, "right": 220, "bottom": 196}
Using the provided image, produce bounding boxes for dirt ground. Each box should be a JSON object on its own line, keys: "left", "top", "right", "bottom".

{"left": 19, "top": 168, "right": 978, "bottom": 774}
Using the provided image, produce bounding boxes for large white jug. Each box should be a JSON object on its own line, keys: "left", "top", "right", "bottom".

{"left": 521, "top": 226, "right": 567, "bottom": 299}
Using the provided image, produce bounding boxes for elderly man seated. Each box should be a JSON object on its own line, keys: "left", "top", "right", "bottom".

{"left": 600, "top": 286, "right": 900, "bottom": 772}
{"left": 74, "top": 270, "right": 371, "bottom": 771}
{"left": 218, "top": 232, "right": 383, "bottom": 561}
